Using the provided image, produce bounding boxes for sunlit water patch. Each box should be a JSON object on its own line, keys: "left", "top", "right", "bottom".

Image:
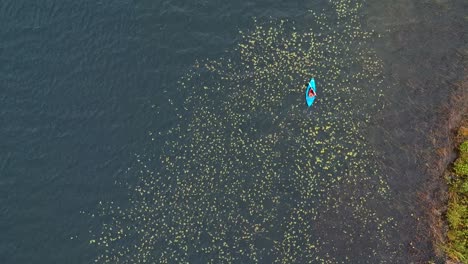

{"left": 89, "top": 0, "right": 401, "bottom": 262}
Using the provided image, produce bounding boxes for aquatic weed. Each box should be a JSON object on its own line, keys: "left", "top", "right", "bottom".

{"left": 89, "top": 0, "right": 398, "bottom": 263}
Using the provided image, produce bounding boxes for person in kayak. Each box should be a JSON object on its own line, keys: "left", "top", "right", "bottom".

{"left": 308, "top": 87, "right": 316, "bottom": 97}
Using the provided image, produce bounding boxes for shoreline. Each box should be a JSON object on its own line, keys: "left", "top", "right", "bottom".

{"left": 422, "top": 68, "right": 467, "bottom": 263}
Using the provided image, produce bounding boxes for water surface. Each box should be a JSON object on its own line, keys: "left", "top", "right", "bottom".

{"left": 0, "top": 0, "right": 465, "bottom": 263}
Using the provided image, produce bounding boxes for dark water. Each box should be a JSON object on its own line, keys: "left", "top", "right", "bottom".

{"left": 0, "top": 0, "right": 465, "bottom": 263}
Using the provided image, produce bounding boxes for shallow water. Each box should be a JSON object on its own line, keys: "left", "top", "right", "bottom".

{"left": 365, "top": 0, "right": 465, "bottom": 261}
{"left": 0, "top": 0, "right": 465, "bottom": 263}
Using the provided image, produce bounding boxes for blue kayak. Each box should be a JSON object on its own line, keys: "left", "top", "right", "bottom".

{"left": 305, "top": 78, "right": 317, "bottom": 107}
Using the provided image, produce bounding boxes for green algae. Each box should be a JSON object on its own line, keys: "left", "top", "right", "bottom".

{"left": 89, "top": 0, "right": 399, "bottom": 263}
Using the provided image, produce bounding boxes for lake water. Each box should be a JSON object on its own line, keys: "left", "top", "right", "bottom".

{"left": 1, "top": 0, "right": 465, "bottom": 263}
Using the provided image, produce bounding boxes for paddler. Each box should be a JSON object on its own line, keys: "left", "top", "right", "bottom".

{"left": 308, "top": 87, "right": 315, "bottom": 97}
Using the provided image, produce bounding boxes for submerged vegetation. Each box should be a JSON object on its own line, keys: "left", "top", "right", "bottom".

{"left": 88, "top": 0, "right": 401, "bottom": 263}
{"left": 445, "top": 136, "right": 468, "bottom": 263}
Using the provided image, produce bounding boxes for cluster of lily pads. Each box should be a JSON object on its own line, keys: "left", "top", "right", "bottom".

{"left": 90, "top": 0, "right": 400, "bottom": 262}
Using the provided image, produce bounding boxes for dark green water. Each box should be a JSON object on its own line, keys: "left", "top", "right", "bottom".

{"left": 0, "top": 0, "right": 465, "bottom": 263}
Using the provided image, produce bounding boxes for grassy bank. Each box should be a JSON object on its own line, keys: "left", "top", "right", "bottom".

{"left": 444, "top": 126, "right": 468, "bottom": 263}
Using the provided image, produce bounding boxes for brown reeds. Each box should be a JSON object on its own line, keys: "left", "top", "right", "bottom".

{"left": 420, "top": 67, "right": 467, "bottom": 262}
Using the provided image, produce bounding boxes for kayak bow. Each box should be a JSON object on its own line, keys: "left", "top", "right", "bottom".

{"left": 305, "top": 78, "right": 316, "bottom": 107}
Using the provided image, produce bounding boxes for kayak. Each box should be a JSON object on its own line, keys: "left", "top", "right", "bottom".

{"left": 305, "top": 78, "right": 317, "bottom": 107}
